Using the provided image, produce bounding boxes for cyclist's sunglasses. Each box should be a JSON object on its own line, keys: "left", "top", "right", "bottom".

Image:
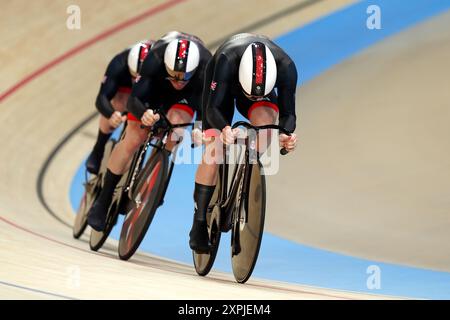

{"left": 165, "top": 68, "right": 195, "bottom": 83}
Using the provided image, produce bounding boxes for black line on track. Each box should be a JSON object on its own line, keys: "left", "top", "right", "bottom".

{"left": 36, "top": 112, "right": 98, "bottom": 228}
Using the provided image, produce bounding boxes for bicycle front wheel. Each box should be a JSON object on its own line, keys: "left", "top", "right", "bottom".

{"left": 118, "top": 150, "right": 168, "bottom": 261}
{"left": 231, "top": 161, "right": 266, "bottom": 283}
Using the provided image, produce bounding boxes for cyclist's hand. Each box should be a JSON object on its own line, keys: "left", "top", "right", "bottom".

{"left": 279, "top": 133, "right": 297, "bottom": 152}
{"left": 108, "top": 111, "right": 127, "bottom": 129}
{"left": 141, "top": 109, "right": 160, "bottom": 127}
{"left": 191, "top": 128, "right": 203, "bottom": 147}
{"left": 221, "top": 126, "right": 239, "bottom": 145}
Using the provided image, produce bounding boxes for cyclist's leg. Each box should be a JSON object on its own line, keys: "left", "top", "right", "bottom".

{"left": 236, "top": 91, "right": 279, "bottom": 153}
{"left": 87, "top": 88, "right": 130, "bottom": 174}
{"left": 87, "top": 115, "right": 149, "bottom": 231}
{"left": 194, "top": 58, "right": 226, "bottom": 188}
{"left": 190, "top": 78, "right": 235, "bottom": 252}
{"left": 164, "top": 104, "right": 194, "bottom": 152}
{"left": 107, "top": 118, "right": 149, "bottom": 174}
{"left": 189, "top": 136, "right": 220, "bottom": 252}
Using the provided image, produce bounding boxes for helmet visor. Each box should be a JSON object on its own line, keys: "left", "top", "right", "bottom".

{"left": 166, "top": 66, "right": 195, "bottom": 82}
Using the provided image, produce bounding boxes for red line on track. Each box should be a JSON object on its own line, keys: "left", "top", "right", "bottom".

{"left": 0, "top": 215, "right": 355, "bottom": 300}
{"left": 0, "top": 0, "right": 186, "bottom": 103}
{"left": 0, "top": 215, "right": 87, "bottom": 253}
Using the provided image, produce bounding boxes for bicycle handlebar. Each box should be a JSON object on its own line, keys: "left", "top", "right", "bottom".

{"left": 231, "top": 121, "right": 291, "bottom": 155}
{"left": 231, "top": 121, "right": 291, "bottom": 135}
{"left": 139, "top": 109, "right": 193, "bottom": 131}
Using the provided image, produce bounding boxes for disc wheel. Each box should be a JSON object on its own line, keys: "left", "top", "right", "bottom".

{"left": 231, "top": 162, "right": 266, "bottom": 283}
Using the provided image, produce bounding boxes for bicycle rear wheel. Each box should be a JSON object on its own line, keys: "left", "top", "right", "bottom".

{"left": 193, "top": 172, "right": 222, "bottom": 276}
{"left": 231, "top": 161, "right": 266, "bottom": 283}
{"left": 118, "top": 150, "right": 168, "bottom": 260}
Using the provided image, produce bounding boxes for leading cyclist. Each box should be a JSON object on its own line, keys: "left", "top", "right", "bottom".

{"left": 189, "top": 33, "right": 298, "bottom": 253}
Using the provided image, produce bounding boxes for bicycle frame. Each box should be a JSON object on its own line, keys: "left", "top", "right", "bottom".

{"left": 193, "top": 121, "right": 291, "bottom": 281}
{"left": 215, "top": 122, "right": 291, "bottom": 232}
{"left": 126, "top": 110, "right": 193, "bottom": 201}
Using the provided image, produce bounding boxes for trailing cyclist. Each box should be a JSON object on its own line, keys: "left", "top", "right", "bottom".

{"left": 86, "top": 40, "right": 154, "bottom": 175}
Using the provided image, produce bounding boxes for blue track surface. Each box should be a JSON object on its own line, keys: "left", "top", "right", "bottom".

{"left": 70, "top": 0, "right": 450, "bottom": 299}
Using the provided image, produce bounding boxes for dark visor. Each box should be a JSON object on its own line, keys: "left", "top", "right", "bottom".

{"left": 166, "top": 66, "right": 195, "bottom": 82}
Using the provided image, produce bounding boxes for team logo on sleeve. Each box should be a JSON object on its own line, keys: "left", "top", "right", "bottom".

{"left": 210, "top": 81, "right": 217, "bottom": 91}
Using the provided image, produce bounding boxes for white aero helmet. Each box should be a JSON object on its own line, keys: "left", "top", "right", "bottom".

{"left": 164, "top": 38, "right": 200, "bottom": 81}
{"left": 128, "top": 40, "right": 153, "bottom": 77}
{"left": 239, "top": 42, "right": 277, "bottom": 99}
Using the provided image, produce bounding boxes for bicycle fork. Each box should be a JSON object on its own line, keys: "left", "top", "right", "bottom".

{"left": 126, "top": 134, "right": 153, "bottom": 203}
{"left": 231, "top": 137, "right": 257, "bottom": 256}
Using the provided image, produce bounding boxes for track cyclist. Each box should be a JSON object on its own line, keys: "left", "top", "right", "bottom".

{"left": 189, "top": 33, "right": 298, "bottom": 253}
{"left": 87, "top": 31, "right": 212, "bottom": 232}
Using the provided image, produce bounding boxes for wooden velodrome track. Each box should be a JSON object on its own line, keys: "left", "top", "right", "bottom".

{"left": 267, "top": 9, "right": 450, "bottom": 271}
{"left": 1, "top": 0, "right": 448, "bottom": 299}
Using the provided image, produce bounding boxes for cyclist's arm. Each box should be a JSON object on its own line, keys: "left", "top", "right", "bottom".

{"left": 127, "top": 51, "right": 160, "bottom": 119}
{"left": 191, "top": 85, "right": 203, "bottom": 130}
{"left": 95, "top": 55, "right": 123, "bottom": 118}
{"left": 194, "top": 48, "right": 213, "bottom": 125}
{"left": 205, "top": 54, "right": 232, "bottom": 131}
{"left": 192, "top": 51, "right": 211, "bottom": 127}
{"left": 277, "top": 59, "right": 298, "bottom": 133}
{"left": 127, "top": 77, "right": 151, "bottom": 119}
